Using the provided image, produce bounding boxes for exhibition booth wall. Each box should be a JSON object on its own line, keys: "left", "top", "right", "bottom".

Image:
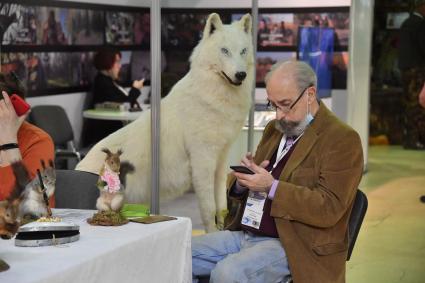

{"left": 0, "top": 0, "right": 370, "bottom": 167}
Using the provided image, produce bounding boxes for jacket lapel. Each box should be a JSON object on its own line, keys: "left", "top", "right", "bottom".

{"left": 279, "top": 102, "right": 329, "bottom": 181}
{"left": 264, "top": 131, "right": 283, "bottom": 161}
{"left": 279, "top": 126, "right": 318, "bottom": 181}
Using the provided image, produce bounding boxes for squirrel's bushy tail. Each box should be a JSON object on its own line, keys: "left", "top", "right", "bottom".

{"left": 119, "top": 161, "right": 135, "bottom": 188}
{"left": 9, "top": 162, "right": 31, "bottom": 201}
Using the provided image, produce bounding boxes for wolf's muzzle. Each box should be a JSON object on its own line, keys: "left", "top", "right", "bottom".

{"left": 235, "top": 72, "right": 247, "bottom": 81}
{"left": 221, "top": 71, "right": 244, "bottom": 86}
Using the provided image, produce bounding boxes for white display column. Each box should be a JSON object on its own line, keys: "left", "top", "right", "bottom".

{"left": 347, "top": 0, "right": 374, "bottom": 169}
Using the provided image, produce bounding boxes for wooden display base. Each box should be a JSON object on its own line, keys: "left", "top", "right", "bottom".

{"left": 87, "top": 211, "right": 129, "bottom": 226}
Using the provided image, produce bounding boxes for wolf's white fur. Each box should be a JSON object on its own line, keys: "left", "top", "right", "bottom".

{"left": 77, "top": 13, "right": 254, "bottom": 232}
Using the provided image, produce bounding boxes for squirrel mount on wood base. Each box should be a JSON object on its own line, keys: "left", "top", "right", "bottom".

{"left": 88, "top": 148, "right": 134, "bottom": 226}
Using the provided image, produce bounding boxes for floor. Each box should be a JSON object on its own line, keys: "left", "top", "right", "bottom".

{"left": 161, "top": 146, "right": 425, "bottom": 283}
{"left": 347, "top": 146, "right": 425, "bottom": 283}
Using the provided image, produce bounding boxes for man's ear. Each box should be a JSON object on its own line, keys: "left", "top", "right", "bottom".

{"left": 308, "top": 86, "right": 317, "bottom": 103}
{"left": 203, "top": 13, "right": 223, "bottom": 39}
{"left": 239, "top": 13, "right": 252, "bottom": 34}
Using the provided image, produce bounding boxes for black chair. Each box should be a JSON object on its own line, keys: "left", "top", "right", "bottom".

{"left": 55, "top": 170, "right": 99, "bottom": 209}
{"left": 29, "top": 105, "right": 89, "bottom": 168}
{"left": 197, "top": 189, "right": 368, "bottom": 282}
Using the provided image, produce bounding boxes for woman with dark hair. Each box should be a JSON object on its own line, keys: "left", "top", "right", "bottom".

{"left": 0, "top": 72, "right": 55, "bottom": 205}
{"left": 92, "top": 49, "right": 144, "bottom": 107}
{"left": 82, "top": 49, "right": 144, "bottom": 146}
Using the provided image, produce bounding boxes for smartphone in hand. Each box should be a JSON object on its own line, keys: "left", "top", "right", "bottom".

{"left": 10, "top": 94, "right": 31, "bottom": 116}
{"left": 230, "top": 165, "right": 255, "bottom": 175}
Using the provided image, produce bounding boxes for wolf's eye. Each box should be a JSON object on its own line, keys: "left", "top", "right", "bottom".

{"left": 240, "top": 48, "right": 247, "bottom": 55}
{"left": 221, "top": 48, "right": 229, "bottom": 56}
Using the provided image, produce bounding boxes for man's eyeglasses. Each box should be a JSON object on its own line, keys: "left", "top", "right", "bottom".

{"left": 267, "top": 84, "right": 313, "bottom": 114}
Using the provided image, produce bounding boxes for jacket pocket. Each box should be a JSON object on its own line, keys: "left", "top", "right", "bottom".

{"left": 312, "top": 242, "right": 348, "bottom": 256}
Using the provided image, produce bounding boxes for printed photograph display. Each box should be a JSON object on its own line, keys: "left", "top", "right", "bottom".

{"left": 298, "top": 26, "right": 335, "bottom": 98}
{"left": 295, "top": 12, "right": 350, "bottom": 47}
{"left": 105, "top": 11, "right": 135, "bottom": 45}
{"left": 134, "top": 13, "right": 150, "bottom": 46}
{"left": 162, "top": 13, "right": 210, "bottom": 48}
{"left": 130, "top": 51, "right": 167, "bottom": 82}
{"left": 257, "top": 14, "right": 297, "bottom": 47}
{"left": 256, "top": 52, "right": 296, "bottom": 83}
{"left": 332, "top": 51, "right": 348, "bottom": 89}
{"left": 0, "top": 52, "right": 96, "bottom": 93}
{"left": 233, "top": 11, "right": 349, "bottom": 48}
{"left": 71, "top": 9, "right": 104, "bottom": 45}
{"left": 1, "top": 2, "right": 348, "bottom": 96}
{"left": 38, "top": 7, "right": 71, "bottom": 45}
{"left": 1, "top": 3, "right": 38, "bottom": 45}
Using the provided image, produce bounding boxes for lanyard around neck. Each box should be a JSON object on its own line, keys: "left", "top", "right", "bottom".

{"left": 269, "top": 133, "right": 304, "bottom": 173}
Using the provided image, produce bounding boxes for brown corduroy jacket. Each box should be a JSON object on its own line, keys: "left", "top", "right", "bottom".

{"left": 224, "top": 103, "right": 364, "bottom": 283}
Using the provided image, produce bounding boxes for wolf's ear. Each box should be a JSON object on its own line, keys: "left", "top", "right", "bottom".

{"left": 204, "top": 13, "right": 223, "bottom": 38}
{"left": 239, "top": 13, "right": 252, "bottom": 34}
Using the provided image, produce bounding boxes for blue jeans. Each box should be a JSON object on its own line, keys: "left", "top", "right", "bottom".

{"left": 192, "top": 230, "right": 291, "bottom": 283}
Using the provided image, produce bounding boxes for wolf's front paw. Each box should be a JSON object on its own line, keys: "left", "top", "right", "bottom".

{"left": 206, "top": 223, "right": 218, "bottom": 233}
{"left": 215, "top": 209, "right": 228, "bottom": 231}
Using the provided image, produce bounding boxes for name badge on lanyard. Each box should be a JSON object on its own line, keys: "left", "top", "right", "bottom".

{"left": 240, "top": 133, "right": 304, "bottom": 229}
{"left": 241, "top": 191, "right": 267, "bottom": 229}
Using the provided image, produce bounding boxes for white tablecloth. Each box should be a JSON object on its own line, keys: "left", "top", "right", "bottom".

{"left": 0, "top": 209, "right": 192, "bottom": 283}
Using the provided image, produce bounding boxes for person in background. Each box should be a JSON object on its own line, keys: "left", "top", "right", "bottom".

{"left": 92, "top": 49, "right": 144, "bottom": 107}
{"left": 0, "top": 72, "right": 55, "bottom": 206}
{"left": 81, "top": 49, "right": 144, "bottom": 147}
{"left": 398, "top": 0, "right": 425, "bottom": 149}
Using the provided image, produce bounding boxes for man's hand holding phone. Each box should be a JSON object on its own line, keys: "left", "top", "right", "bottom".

{"left": 0, "top": 91, "right": 29, "bottom": 144}
{"left": 230, "top": 152, "right": 274, "bottom": 193}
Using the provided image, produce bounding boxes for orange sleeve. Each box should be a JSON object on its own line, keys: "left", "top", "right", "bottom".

{"left": 1, "top": 122, "right": 56, "bottom": 208}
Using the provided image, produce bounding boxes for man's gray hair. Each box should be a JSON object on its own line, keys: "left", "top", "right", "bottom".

{"left": 264, "top": 60, "right": 317, "bottom": 92}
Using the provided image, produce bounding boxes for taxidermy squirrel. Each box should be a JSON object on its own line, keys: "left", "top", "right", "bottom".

{"left": 96, "top": 148, "right": 134, "bottom": 212}
{"left": 0, "top": 162, "right": 29, "bottom": 239}
{"left": 19, "top": 160, "right": 55, "bottom": 219}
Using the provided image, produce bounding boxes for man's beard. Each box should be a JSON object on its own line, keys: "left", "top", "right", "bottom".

{"left": 275, "top": 117, "right": 309, "bottom": 137}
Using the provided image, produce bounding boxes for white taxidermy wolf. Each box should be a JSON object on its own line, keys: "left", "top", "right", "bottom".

{"left": 77, "top": 13, "right": 254, "bottom": 232}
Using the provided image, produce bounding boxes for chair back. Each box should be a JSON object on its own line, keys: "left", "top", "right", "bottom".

{"left": 29, "top": 105, "right": 74, "bottom": 147}
{"left": 55, "top": 170, "right": 99, "bottom": 209}
{"left": 347, "top": 189, "right": 368, "bottom": 260}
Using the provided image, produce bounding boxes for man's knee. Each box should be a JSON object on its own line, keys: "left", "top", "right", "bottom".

{"left": 210, "top": 260, "right": 242, "bottom": 283}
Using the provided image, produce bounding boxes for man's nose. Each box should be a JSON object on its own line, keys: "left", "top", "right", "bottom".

{"left": 276, "top": 109, "right": 286, "bottom": 120}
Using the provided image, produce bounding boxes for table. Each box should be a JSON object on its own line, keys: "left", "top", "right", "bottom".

{"left": 0, "top": 209, "right": 192, "bottom": 283}
{"left": 83, "top": 109, "right": 144, "bottom": 122}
